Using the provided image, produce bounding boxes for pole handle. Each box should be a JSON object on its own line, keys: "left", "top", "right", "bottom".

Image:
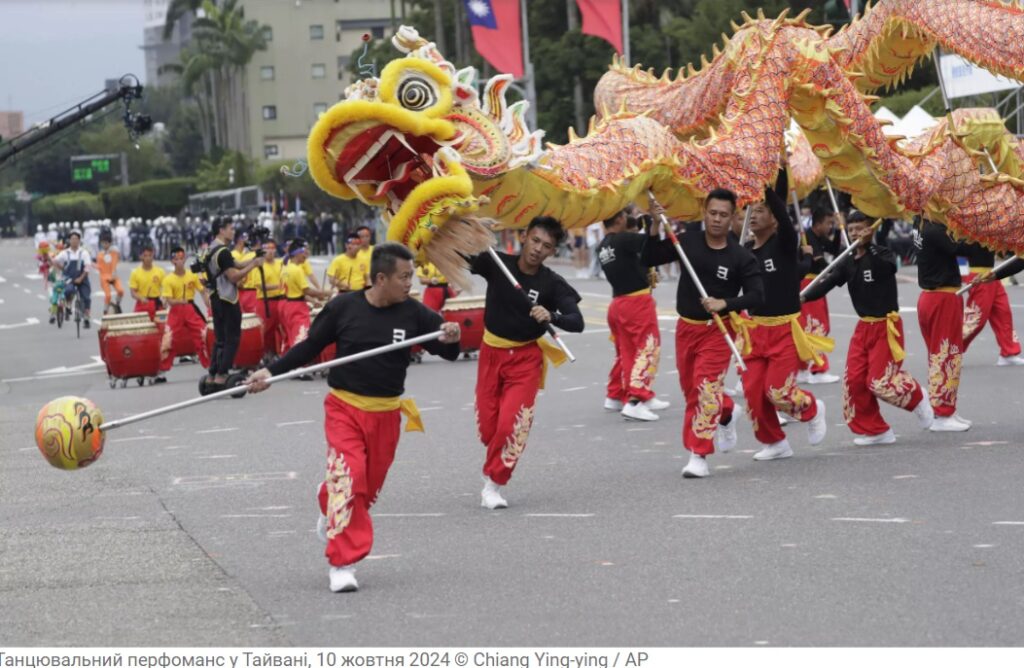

{"left": 800, "top": 218, "right": 882, "bottom": 298}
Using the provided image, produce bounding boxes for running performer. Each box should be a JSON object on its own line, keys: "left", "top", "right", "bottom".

{"left": 959, "top": 241, "right": 1024, "bottom": 366}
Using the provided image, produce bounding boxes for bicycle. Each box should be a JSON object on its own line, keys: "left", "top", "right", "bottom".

{"left": 50, "top": 280, "right": 65, "bottom": 328}
{"left": 62, "top": 281, "right": 82, "bottom": 338}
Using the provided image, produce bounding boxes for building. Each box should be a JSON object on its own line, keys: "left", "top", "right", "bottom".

{"left": 141, "top": 0, "right": 194, "bottom": 91}
{"left": 243, "top": 0, "right": 394, "bottom": 162}
{"left": 0, "top": 111, "right": 24, "bottom": 142}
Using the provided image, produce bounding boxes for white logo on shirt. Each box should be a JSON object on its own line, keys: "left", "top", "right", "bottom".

{"left": 598, "top": 245, "right": 616, "bottom": 266}
{"left": 393, "top": 328, "right": 406, "bottom": 343}
{"left": 863, "top": 270, "right": 874, "bottom": 283}
{"left": 913, "top": 230, "right": 923, "bottom": 250}
{"left": 763, "top": 259, "right": 776, "bottom": 273}
{"left": 716, "top": 266, "right": 729, "bottom": 281}
{"left": 527, "top": 289, "right": 539, "bottom": 304}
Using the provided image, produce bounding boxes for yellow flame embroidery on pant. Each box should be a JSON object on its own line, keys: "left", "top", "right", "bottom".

{"left": 927, "top": 339, "right": 962, "bottom": 408}
{"left": 869, "top": 361, "right": 917, "bottom": 409}
{"left": 962, "top": 301, "right": 982, "bottom": 340}
{"left": 326, "top": 450, "right": 354, "bottom": 540}
{"left": 767, "top": 372, "right": 813, "bottom": 418}
{"left": 692, "top": 374, "right": 724, "bottom": 441}
{"left": 296, "top": 323, "right": 309, "bottom": 345}
{"left": 501, "top": 404, "right": 534, "bottom": 469}
{"left": 629, "top": 334, "right": 660, "bottom": 393}
{"left": 803, "top": 314, "right": 828, "bottom": 338}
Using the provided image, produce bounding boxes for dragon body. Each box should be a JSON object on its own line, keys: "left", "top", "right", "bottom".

{"left": 307, "top": 1, "right": 1024, "bottom": 283}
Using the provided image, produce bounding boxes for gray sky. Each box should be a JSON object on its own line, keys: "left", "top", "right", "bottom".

{"left": 0, "top": 0, "right": 146, "bottom": 127}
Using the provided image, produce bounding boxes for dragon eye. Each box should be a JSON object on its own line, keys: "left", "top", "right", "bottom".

{"left": 397, "top": 76, "right": 437, "bottom": 111}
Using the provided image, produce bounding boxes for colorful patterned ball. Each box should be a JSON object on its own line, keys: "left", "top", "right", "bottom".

{"left": 34, "top": 396, "right": 105, "bottom": 470}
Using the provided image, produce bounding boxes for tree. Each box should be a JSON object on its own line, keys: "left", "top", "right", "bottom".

{"left": 162, "top": 0, "right": 203, "bottom": 40}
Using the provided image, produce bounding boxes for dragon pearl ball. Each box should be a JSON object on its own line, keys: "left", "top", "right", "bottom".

{"left": 34, "top": 396, "right": 105, "bottom": 470}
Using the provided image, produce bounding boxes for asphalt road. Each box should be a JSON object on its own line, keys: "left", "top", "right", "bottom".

{"left": 3, "top": 237, "right": 1024, "bottom": 647}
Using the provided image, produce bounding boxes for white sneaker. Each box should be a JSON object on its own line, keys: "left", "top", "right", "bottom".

{"left": 714, "top": 417, "right": 737, "bottom": 453}
{"left": 912, "top": 395, "right": 934, "bottom": 430}
{"left": 643, "top": 396, "right": 671, "bottom": 411}
{"left": 622, "top": 401, "right": 659, "bottom": 421}
{"left": 929, "top": 416, "right": 970, "bottom": 432}
{"left": 733, "top": 379, "right": 744, "bottom": 397}
{"left": 315, "top": 484, "right": 327, "bottom": 544}
{"left": 603, "top": 397, "right": 624, "bottom": 411}
{"left": 681, "top": 453, "right": 710, "bottom": 478}
{"left": 808, "top": 372, "right": 840, "bottom": 385}
{"left": 806, "top": 399, "right": 827, "bottom": 446}
{"left": 997, "top": 355, "right": 1024, "bottom": 366}
{"left": 753, "top": 439, "right": 793, "bottom": 461}
{"left": 777, "top": 411, "right": 791, "bottom": 426}
{"left": 328, "top": 565, "right": 358, "bottom": 593}
{"left": 853, "top": 429, "right": 896, "bottom": 446}
{"left": 952, "top": 413, "right": 972, "bottom": 427}
{"left": 796, "top": 369, "right": 811, "bottom": 384}
{"left": 481, "top": 477, "right": 508, "bottom": 509}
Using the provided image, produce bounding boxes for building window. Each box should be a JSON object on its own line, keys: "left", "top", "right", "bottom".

{"left": 262, "top": 106, "right": 277, "bottom": 120}
{"left": 262, "top": 26, "right": 272, "bottom": 42}
{"left": 264, "top": 144, "right": 279, "bottom": 159}
{"left": 314, "top": 102, "right": 328, "bottom": 117}
{"left": 260, "top": 66, "right": 274, "bottom": 81}
{"left": 311, "top": 63, "right": 326, "bottom": 79}
{"left": 310, "top": 24, "right": 324, "bottom": 40}
{"left": 337, "top": 55, "right": 350, "bottom": 80}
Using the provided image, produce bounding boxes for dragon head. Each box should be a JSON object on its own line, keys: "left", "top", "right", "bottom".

{"left": 307, "top": 27, "right": 543, "bottom": 282}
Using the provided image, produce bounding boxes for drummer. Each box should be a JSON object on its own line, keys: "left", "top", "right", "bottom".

{"left": 327, "top": 233, "right": 369, "bottom": 294}
{"left": 280, "top": 240, "right": 331, "bottom": 356}
{"left": 129, "top": 245, "right": 166, "bottom": 321}
{"left": 257, "top": 239, "right": 286, "bottom": 359}
{"left": 417, "top": 261, "right": 457, "bottom": 312}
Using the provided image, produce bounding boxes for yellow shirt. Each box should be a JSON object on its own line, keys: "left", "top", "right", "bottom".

{"left": 129, "top": 265, "right": 166, "bottom": 299}
{"left": 328, "top": 252, "right": 369, "bottom": 290}
{"left": 258, "top": 258, "right": 285, "bottom": 298}
{"left": 417, "top": 262, "right": 447, "bottom": 285}
{"left": 357, "top": 245, "right": 373, "bottom": 267}
{"left": 232, "top": 249, "right": 259, "bottom": 289}
{"left": 282, "top": 262, "right": 309, "bottom": 299}
{"left": 161, "top": 270, "right": 203, "bottom": 303}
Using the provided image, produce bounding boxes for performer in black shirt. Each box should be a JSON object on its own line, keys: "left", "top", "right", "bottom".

{"left": 597, "top": 208, "right": 668, "bottom": 422}
{"left": 645, "top": 189, "right": 763, "bottom": 479}
{"left": 247, "top": 243, "right": 461, "bottom": 593}
{"left": 737, "top": 168, "right": 829, "bottom": 462}
{"left": 472, "top": 216, "right": 584, "bottom": 509}
{"left": 959, "top": 242, "right": 1024, "bottom": 365}
{"left": 914, "top": 220, "right": 970, "bottom": 431}
{"left": 798, "top": 208, "right": 843, "bottom": 384}
{"left": 803, "top": 214, "right": 933, "bottom": 444}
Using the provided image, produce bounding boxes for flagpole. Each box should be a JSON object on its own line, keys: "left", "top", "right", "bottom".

{"left": 520, "top": 0, "right": 537, "bottom": 129}
{"left": 622, "top": 0, "right": 630, "bottom": 66}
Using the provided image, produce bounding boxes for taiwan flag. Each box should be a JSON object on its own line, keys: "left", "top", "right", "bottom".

{"left": 576, "top": 0, "right": 622, "bottom": 55}
{"left": 464, "top": 0, "right": 524, "bottom": 78}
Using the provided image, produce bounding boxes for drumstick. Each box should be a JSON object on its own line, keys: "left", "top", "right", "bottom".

{"left": 486, "top": 247, "right": 576, "bottom": 363}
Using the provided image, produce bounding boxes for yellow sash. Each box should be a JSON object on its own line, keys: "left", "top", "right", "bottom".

{"left": 623, "top": 288, "right": 652, "bottom": 298}
{"left": 859, "top": 312, "right": 906, "bottom": 362}
{"left": 679, "top": 315, "right": 712, "bottom": 326}
{"left": 732, "top": 313, "right": 835, "bottom": 365}
{"left": 482, "top": 329, "right": 567, "bottom": 389}
{"left": 329, "top": 388, "right": 424, "bottom": 433}
{"left": 924, "top": 286, "right": 960, "bottom": 294}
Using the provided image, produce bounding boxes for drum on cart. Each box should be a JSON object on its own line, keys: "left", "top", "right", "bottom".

{"left": 441, "top": 295, "right": 485, "bottom": 355}
{"left": 104, "top": 322, "right": 162, "bottom": 388}
{"left": 203, "top": 313, "right": 264, "bottom": 369}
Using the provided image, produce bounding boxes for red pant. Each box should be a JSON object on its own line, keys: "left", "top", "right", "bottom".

{"left": 963, "top": 274, "right": 1021, "bottom": 357}
{"left": 134, "top": 299, "right": 157, "bottom": 321}
{"left": 421, "top": 285, "right": 454, "bottom": 312}
{"left": 239, "top": 289, "right": 260, "bottom": 315}
{"left": 262, "top": 299, "right": 284, "bottom": 355}
{"left": 843, "top": 318, "right": 924, "bottom": 436}
{"left": 476, "top": 342, "right": 543, "bottom": 485}
{"left": 741, "top": 322, "right": 818, "bottom": 445}
{"left": 799, "top": 277, "right": 830, "bottom": 373}
{"left": 280, "top": 300, "right": 311, "bottom": 351}
{"left": 606, "top": 292, "right": 660, "bottom": 403}
{"left": 161, "top": 303, "right": 210, "bottom": 371}
{"left": 317, "top": 393, "right": 401, "bottom": 567}
{"left": 917, "top": 290, "right": 964, "bottom": 417}
{"left": 675, "top": 319, "right": 736, "bottom": 456}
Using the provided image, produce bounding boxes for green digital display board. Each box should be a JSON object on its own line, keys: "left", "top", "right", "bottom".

{"left": 70, "top": 155, "right": 119, "bottom": 184}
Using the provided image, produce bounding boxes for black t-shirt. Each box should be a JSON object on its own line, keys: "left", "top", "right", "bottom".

{"left": 803, "top": 244, "right": 899, "bottom": 318}
{"left": 958, "top": 241, "right": 994, "bottom": 269}
{"left": 471, "top": 251, "right": 584, "bottom": 341}
{"left": 645, "top": 232, "right": 762, "bottom": 321}
{"left": 596, "top": 231, "right": 651, "bottom": 296}
{"left": 215, "top": 247, "right": 236, "bottom": 273}
{"left": 807, "top": 228, "right": 842, "bottom": 274}
{"left": 915, "top": 221, "right": 961, "bottom": 290}
{"left": 745, "top": 179, "right": 802, "bottom": 317}
{"left": 267, "top": 291, "right": 460, "bottom": 396}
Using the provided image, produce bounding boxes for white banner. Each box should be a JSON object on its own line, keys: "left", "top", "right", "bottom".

{"left": 940, "top": 54, "right": 1021, "bottom": 98}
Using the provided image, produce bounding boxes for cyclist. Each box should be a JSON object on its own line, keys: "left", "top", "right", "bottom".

{"left": 52, "top": 230, "right": 93, "bottom": 329}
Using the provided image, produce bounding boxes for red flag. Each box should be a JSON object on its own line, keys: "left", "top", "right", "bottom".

{"left": 464, "top": 0, "right": 524, "bottom": 78}
{"left": 576, "top": 0, "right": 622, "bottom": 54}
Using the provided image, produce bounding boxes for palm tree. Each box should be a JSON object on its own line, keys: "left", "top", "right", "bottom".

{"left": 162, "top": 0, "right": 205, "bottom": 41}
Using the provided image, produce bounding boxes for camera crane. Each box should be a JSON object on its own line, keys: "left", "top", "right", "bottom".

{"left": 0, "top": 74, "right": 152, "bottom": 167}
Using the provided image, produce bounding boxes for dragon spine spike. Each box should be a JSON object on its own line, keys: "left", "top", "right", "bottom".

{"left": 740, "top": 10, "right": 754, "bottom": 24}
{"left": 730, "top": 20, "right": 742, "bottom": 32}
{"left": 756, "top": 8, "right": 766, "bottom": 20}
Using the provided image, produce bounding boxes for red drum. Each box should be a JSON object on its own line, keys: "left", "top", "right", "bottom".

{"left": 98, "top": 313, "right": 153, "bottom": 367}
{"left": 309, "top": 307, "right": 335, "bottom": 365}
{"left": 203, "top": 312, "right": 264, "bottom": 370}
{"left": 442, "top": 296, "right": 485, "bottom": 354}
{"left": 105, "top": 324, "right": 162, "bottom": 383}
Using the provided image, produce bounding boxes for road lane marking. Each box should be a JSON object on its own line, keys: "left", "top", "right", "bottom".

{"left": 832, "top": 517, "right": 910, "bottom": 523}
{"left": 108, "top": 435, "right": 171, "bottom": 443}
{"left": 561, "top": 386, "right": 587, "bottom": 392}
{"left": 221, "top": 514, "right": 291, "bottom": 519}
{"left": 275, "top": 420, "right": 315, "bottom": 427}
{"left": 195, "top": 427, "right": 239, "bottom": 434}
{"left": 992, "top": 521, "right": 1024, "bottom": 525}
{"left": 374, "top": 513, "right": 445, "bottom": 517}
{"left": 893, "top": 475, "right": 918, "bottom": 480}
{"left": 673, "top": 514, "right": 753, "bottom": 520}
{"left": 0, "top": 317, "right": 40, "bottom": 330}
{"left": 196, "top": 455, "right": 238, "bottom": 460}
{"left": 525, "top": 513, "right": 594, "bottom": 518}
